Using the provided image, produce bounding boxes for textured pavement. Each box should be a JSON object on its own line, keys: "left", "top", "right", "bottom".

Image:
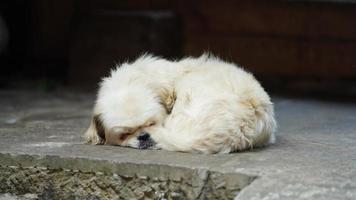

{"left": 0, "top": 90, "right": 355, "bottom": 199}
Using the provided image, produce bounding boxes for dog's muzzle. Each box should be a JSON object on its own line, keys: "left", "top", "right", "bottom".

{"left": 137, "top": 132, "right": 156, "bottom": 149}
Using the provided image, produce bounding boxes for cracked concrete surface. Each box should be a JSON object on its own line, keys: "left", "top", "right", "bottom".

{"left": 0, "top": 90, "right": 355, "bottom": 199}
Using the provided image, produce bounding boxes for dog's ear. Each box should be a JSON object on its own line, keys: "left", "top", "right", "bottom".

{"left": 84, "top": 114, "right": 105, "bottom": 145}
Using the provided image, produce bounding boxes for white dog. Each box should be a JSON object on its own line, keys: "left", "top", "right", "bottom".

{"left": 84, "top": 54, "right": 276, "bottom": 154}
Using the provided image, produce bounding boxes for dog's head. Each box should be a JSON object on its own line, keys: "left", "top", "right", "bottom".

{"left": 84, "top": 84, "right": 168, "bottom": 149}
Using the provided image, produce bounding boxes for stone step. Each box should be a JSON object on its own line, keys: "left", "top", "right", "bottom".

{"left": 0, "top": 90, "right": 355, "bottom": 199}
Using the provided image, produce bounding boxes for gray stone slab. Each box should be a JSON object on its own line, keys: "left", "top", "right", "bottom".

{"left": 0, "top": 90, "right": 355, "bottom": 199}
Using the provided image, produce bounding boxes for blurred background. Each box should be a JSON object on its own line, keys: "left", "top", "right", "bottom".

{"left": 0, "top": 0, "right": 356, "bottom": 98}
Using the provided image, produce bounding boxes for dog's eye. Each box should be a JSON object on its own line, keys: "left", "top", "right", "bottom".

{"left": 147, "top": 121, "right": 156, "bottom": 127}
{"left": 119, "top": 133, "right": 130, "bottom": 140}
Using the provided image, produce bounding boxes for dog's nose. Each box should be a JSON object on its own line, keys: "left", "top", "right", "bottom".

{"left": 137, "top": 132, "right": 150, "bottom": 141}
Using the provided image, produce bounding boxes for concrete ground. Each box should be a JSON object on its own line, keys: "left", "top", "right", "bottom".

{"left": 0, "top": 90, "right": 355, "bottom": 199}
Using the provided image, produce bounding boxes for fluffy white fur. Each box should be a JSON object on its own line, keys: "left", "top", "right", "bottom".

{"left": 84, "top": 54, "right": 276, "bottom": 154}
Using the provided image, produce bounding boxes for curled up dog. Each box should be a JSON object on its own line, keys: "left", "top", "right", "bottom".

{"left": 84, "top": 54, "right": 276, "bottom": 154}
